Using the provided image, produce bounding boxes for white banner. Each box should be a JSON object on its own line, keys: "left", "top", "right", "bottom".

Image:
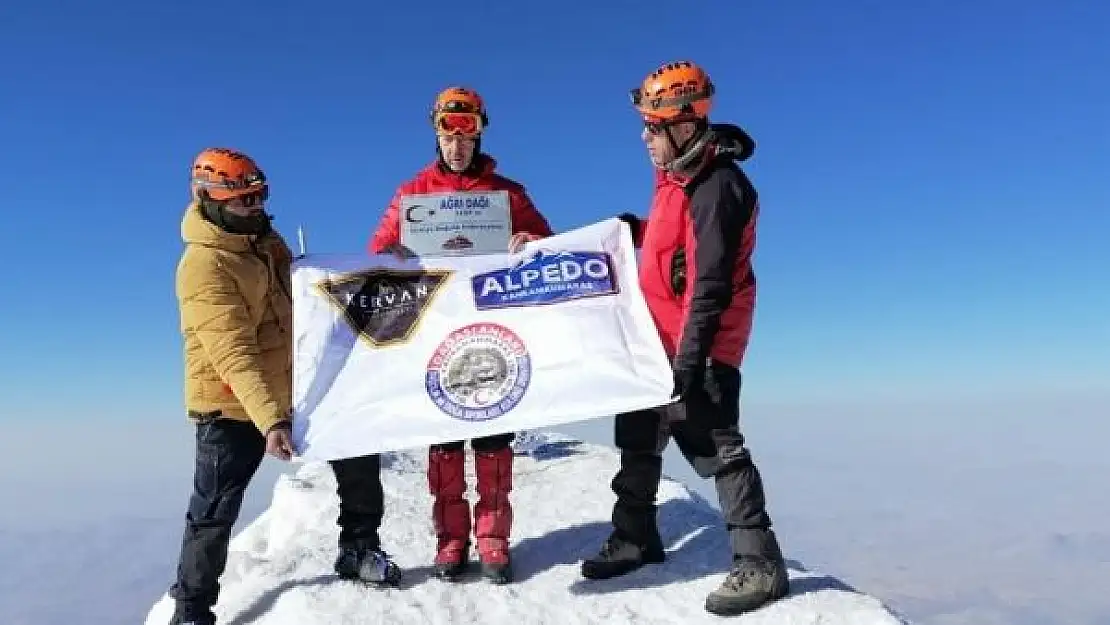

{"left": 290, "top": 218, "right": 675, "bottom": 462}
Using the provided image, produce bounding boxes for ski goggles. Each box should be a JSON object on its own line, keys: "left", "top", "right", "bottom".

{"left": 194, "top": 179, "right": 269, "bottom": 205}
{"left": 194, "top": 170, "right": 269, "bottom": 202}
{"left": 435, "top": 112, "right": 483, "bottom": 136}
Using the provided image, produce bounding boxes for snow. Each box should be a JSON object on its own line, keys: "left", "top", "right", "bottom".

{"left": 143, "top": 431, "right": 908, "bottom": 624}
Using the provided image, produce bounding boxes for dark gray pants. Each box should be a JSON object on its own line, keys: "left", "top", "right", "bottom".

{"left": 169, "top": 418, "right": 266, "bottom": 622}
{"left": 610, "top": 362, "right": 777, "bottom": 559}
{"left": 169, "top": 419, "right": 386, "bottom": 621}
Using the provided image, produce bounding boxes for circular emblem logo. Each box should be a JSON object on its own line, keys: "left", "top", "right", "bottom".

{"left": 426, "top": 322, "right": 531, "bottom": 421}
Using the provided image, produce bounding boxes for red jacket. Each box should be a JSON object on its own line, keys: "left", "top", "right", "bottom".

{"left": 634, "top": 124, "right": 759, "bottom": 369}
{"left": 368, "top": 154, "right": 552, "bottom": 254}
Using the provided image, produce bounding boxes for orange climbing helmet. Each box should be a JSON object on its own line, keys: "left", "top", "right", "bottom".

{"left": 430, "top": 86, "right": 488, "bottom": 136}
{"left": 630, "top": 60, "right": 715, "bottom": 123}
{"left": 190, "top": 148, "right": 268, "bottom": 202}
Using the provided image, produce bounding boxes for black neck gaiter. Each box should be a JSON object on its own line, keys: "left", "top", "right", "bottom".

{"left": 201, "top": 202, "right": 272, "bottom": 236}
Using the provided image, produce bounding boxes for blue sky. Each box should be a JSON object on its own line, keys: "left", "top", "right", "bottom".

{"left": 0, "top": 0, "right": 1106, "bottom": 422}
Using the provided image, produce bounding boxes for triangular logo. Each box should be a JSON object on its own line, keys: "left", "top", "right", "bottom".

{"left": 315, "top": 268, "right": 453, "bottom": 348}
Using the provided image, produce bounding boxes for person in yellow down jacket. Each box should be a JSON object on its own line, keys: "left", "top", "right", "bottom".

{"left": 166, "top": 148, "right": 400, "bottom": 625}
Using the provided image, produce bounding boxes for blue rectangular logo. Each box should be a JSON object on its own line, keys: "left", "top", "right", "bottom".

{"left": 471, "top": 250, "right": 619, "bottom": 310}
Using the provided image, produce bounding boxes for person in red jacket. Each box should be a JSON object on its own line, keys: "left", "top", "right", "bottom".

{"left": 579, "top": 61, "right": 790, "bottom": 616}
{"left": 368, "top": 87, "right": 551, "bottom": 258}
{"left": 367, "top": 86, "right": 553, "bottom": 584}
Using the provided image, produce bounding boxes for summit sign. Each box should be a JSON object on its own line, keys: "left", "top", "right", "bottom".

{"left": 399, "top": 190, "right": 511, "bottom": 257}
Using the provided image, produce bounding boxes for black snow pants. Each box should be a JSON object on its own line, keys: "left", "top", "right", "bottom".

{"left": 329, "top": 453, "right": 386, "bottom": 549}
{"left": 610, "top": 361, "right": 779, "bottom": 560}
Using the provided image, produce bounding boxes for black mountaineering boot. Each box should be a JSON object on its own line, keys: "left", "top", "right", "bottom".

{"left": 581, "top": 531, "right": 665, "bottom": 580}
{"left": 334, "top": 541, "right": 402, "bottom": 587}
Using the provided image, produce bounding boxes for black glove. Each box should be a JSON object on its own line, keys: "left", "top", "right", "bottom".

{"left": 671, "top": 362, "right": 705, "bottom": 402}
{"left": 617, "top": 212, "right": 641, "bottom": 241}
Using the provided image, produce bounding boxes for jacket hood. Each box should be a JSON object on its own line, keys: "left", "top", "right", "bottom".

{"left": 663, "top": 122, "right": 756, "bottom": 178}
{"left": 709, "top": 123, "right": 755, "bottom": 162}
{"left": 180, "top": 203, "right": 256, "bottom": 252}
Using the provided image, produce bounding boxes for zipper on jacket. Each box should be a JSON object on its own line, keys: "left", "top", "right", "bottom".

{"left": 669, "top": 247, "right": 687, "bottom": 298}
{"left": 249, "top": 239, "right": 292, "bottom": 301}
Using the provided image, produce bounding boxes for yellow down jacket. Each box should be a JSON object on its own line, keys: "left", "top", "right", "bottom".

{"left": 175, "top": 203, "right": 294, "bottom": 434}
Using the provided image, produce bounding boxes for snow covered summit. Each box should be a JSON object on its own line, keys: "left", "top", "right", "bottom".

{"left": 144, "top": 432, "right": 909, "bottom": 624}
